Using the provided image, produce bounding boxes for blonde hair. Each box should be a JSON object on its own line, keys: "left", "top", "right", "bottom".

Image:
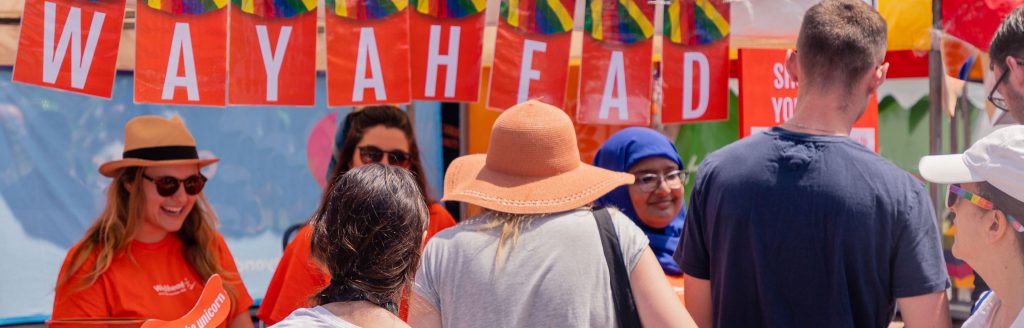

{"left": 479, "top": 206, "right": 593, "bottom": 266}
{"left": 57, "top": 167, "right": 241, "bottom": 305}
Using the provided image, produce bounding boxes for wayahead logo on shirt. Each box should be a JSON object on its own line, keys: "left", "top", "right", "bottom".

{"left": 152, "top": 277, "right": 198, "bottom": 296}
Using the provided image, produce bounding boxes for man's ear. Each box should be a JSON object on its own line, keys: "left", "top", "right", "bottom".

{"left": 785, "top": 49, "right": 800, "bottom": 84}
{"left": 867, "top": 63, "right": 889, "bottom": 95}
{"left": 1007, "top": 56, "right": 1024, "bottom": 86}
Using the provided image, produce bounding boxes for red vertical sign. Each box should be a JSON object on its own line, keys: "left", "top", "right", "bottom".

{"left": 228, "top": 5, "right": 318, "bottom": 106}
{"left": 487, "top": 0, "right": 577, "bottom": 110}
{"left": 576, "top": 0, "right": 655, "bottom": 125}
{"left": 738, "top": 48, "right": 879, "bottom": 151}
{"left": 325, "top": 0, "right": 412, "bottom": 107}
{"left": 13, "top": 0, "right": 125, "bottom": 98}
{"left": 661, "top": 0, "right": 731, "bottom": 124}
{"left": 134, "top": 4, "right": 228, "bottom": 106}
{"left": 409, "top": 0, "right": 486, "bottom": 102}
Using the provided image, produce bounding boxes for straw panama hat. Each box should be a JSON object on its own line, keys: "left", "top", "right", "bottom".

{"left": 98, "top": 115, "right": 219, "bottom": 177}
{"left": 442, "top": 100, "right": 635, "bottom": 214}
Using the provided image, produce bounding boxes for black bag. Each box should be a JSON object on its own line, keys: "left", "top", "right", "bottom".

{"left": 594, "top": 207, "right": 643, "bottom": 328}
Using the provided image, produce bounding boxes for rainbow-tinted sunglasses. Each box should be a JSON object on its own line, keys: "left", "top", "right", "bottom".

{"left": 948, "top": 184, "right": 1024, "bottom": 232}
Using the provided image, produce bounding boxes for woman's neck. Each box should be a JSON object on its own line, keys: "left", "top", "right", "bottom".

{"left": 322, "top": 301, "right": 408, "bottom": 327}
{"left": 977, "top": 256, "right": 1024, "bottom": 326}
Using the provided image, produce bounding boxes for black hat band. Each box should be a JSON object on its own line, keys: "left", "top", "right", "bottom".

{"left": 123, "top": 146, "right": 199, "bottom": 161}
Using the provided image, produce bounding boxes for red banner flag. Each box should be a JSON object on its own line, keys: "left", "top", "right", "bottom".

{"left": 408, "top": 0, "right": 486, "bottom": 103}
{"left": 228, "top": 5, "right": 317, "bottom": 106}
{"left": 738, "top": 48, "right": 879, "bottom": 151}
{"left": 134, "top": 4, "right": 228, "bottom": 106}
{"left": 576, "top": 0, "right": 655, "bottom": 125}
{"left": 12, "top": 0, "right": 125, "bottom": 98}
{"left": 487, "top": 0, "right": 576, "bottom": 110}
{"left": 325, "top": 0, "right": 412, "bottom": 107}
{"left": 660, "top": 0, "right": 730, "bottom": 124}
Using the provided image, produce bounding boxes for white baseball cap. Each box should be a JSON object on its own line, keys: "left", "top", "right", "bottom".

{"left": 919, "top": 126, "right": 1024, "bottom": 203}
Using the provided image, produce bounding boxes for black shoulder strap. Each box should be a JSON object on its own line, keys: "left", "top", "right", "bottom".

{"left": 594, "top": 207, "right": 643, "bottom": 328}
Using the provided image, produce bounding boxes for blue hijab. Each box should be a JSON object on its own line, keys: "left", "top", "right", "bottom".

{"left": 593, "top": 127, "right": 685, "bottom": 275}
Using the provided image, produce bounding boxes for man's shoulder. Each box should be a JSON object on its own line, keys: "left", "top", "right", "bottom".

{"left": 701, "top": 133, "right": 775, "bottom": 168}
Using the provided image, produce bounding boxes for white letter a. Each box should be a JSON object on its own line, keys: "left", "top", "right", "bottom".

{"left": 352, "top": 27, "right": 387, "bottom": 102}
{"left": 162, "top": 23, "right": 199, "bottom": 101}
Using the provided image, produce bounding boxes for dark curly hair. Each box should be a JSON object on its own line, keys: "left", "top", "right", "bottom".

{"left": 309, "top": 164, "right": 428, "bottom": 313}
{"left": 328, "top": 105, "right": 433, "bottom": 206}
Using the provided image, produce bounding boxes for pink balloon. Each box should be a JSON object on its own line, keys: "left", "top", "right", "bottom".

{"left": 306, "top": 112, "right": 338, "bottom": 190}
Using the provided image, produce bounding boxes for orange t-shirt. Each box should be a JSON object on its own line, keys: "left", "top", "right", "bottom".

{"left": 257, "top": 203, "right": 457, "bottom": 325}
{"left": 666, "top": 274, "right": 685, "bottom": 306}
{"left": 53, "top": 233, "right": 254, "bottom": 327}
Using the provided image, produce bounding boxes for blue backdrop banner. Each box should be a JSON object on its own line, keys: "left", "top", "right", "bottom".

{"left": 0, "top": 69, "right": 446, "bottom": 324}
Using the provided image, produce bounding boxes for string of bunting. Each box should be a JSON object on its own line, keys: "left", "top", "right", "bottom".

{"left": 500, "top": 0, "right": 574, "bottom": 35}
{"left": 232, "top": 0, "right": 317, "bottom": 18}
{"left": 664, "top": 0, "right": 728, "bottom": 45}
{"left": 326, "top": 0, "right": 409, "bottom": 19}
{"left": 145, "top": 0, "right": 228, "bottom": 14}
{"left": 411, "top": 0, "right": 486, "bottom": 18}
{"left": 584, "top": 0, "right": 654, "bottom": 45}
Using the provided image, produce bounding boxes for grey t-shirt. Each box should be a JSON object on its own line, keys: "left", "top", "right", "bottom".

{"left": 270, "top": 306, "right": 360, "bottom": 328}
{"left": 414, "top": 209, "right": 650, "bottom": 328}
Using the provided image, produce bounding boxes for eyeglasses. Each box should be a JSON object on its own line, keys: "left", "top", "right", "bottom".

{"left": 142, "top": 173, "right": 207, "bottom": 197}
{"left": 947, "top": 184, "right": 1024, "bottom": 233}
{"left": 631, "top": 170, "right": 686, "bottom": 193}
{"left": 987, "top": 59, "right": 1024, "bottom": 112}
{"left": 358, "top": 146, "right": 411, "bottom": 168}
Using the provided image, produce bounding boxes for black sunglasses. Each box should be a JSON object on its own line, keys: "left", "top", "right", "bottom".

{"left": 358, "top": 146, "right": 411, "bottom": 168}
{"left": 142, "top": 173, "right": 208, "bottom": 197}
{"left": 987, "top": 59, "right": 1024, "bottom": 112}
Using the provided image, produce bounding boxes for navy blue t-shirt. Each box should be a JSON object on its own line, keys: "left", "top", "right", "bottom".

{"left": 676, "top": 127, "right": 949, "bottom": 328}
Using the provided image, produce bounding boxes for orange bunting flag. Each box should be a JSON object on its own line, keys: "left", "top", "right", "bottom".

{"left": 576, "top": 0, "right": 655, "bottom": 125}
{"left": 228, "top": 2, "right": 318, "bottom": 106}
{"left": 661, "top": 0, "right": 730, "bottom": 124}
{"left": 13, "top": 0, "right": 126, "bottom": 98}
{"left": 325, "top": 0, "right": 412, "bottom": 106}
{"left": 134, "top": 2, "right": 228, "bottom": 106}
{"left": 408, "top": 0, "right": 486, "bottom": 102}
{"left": 487, "top": 0, "right": 577, "bottom": 110}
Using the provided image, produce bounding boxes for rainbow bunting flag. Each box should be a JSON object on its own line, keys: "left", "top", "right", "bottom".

{"left": 411, "top": 0, "right": 486, "bottom": 18}
{"left": 499, "top": 0, "right": 575, "bottom": 35}
{"left": 663, "top": 0, "right": 729, "bottom": 45}
{"left": 232, "top": 0, "right": 317, "bottom": 18}
{"left": 145, "top": 0, "right": 228, "bottom": 14}
{"left": 327, "top": 0, "right": 409, "bottom": 19}
{"left": 584, "top": 0, "right": 653, "bottom": 45}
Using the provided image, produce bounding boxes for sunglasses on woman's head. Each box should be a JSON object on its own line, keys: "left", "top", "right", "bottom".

{"left": 358, "top": 146, "right": 411, "bottom": 168}
{"left": 142, "top": 173, "right": 207, "bottom": 197}
{"left": 947, "top": 184, "right": 1024, "bottom": 232}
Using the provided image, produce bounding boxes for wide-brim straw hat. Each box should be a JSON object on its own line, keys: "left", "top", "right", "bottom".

{"left": 442, "top": 100, "right": 635, "bottom": 214}
{"left": 98, "top": 115, "right": 219, "bottom": 177}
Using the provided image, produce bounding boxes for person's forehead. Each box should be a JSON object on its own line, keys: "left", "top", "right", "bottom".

{"left": 629, "top": 157, "right": 678, "bottom": 172}
{"left": 145, "top": 164, "right": 199, "bottom": 176}
{"left": 358, "top": 126, "right": 410, "bottom": 150}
